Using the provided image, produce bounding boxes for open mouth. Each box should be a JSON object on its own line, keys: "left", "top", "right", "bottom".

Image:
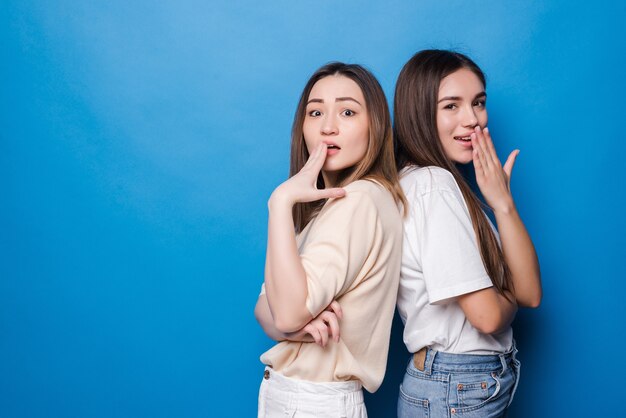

{"left": 327, "top": 144, "right": 341, "bottom": 150}
{"left": 454, "top": 136, "right": 472, "bottom": 142}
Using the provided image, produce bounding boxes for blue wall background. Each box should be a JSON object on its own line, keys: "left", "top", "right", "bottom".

{"left": 2, "top": 1, "right": 624, "bottom": 416}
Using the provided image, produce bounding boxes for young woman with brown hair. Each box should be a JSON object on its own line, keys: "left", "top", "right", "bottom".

{"left": 254, "top": 62, "right": 405, "bottom": 417}
{"left": 394, "top": 50, "right": 542, "bottom": 417}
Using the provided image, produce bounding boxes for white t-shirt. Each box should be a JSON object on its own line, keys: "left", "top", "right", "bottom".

{"left": 398, "top": 166, "right": 513, "bottom": 355}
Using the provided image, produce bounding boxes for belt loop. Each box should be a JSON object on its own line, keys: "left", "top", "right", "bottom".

{"left": 424, "top": 348, "right": 436, "bottom": 375}
{"left": 498, "top": 352, "right": 508, "bottom": 374}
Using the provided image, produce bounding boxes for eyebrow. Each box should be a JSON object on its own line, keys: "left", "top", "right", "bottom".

{"left": 306, "top": 97, "right": 362, "bottom": 106}
{"left": 437, "top": 92, "right": 487, "bottom": 103}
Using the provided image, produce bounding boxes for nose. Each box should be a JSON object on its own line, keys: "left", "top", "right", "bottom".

{"left": 462, "top": 105, "right": 478, "bottom": 129}
{"left": 321, "top": 114, "right": 339, "bottom": 135}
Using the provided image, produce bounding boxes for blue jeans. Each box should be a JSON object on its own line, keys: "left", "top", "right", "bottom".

{"left": 397, "top": 343, "right": 520, "bottom": 417}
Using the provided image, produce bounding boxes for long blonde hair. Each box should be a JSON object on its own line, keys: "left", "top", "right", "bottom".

{"left": 290, "top": 62, "right": 406, "bottom": 232}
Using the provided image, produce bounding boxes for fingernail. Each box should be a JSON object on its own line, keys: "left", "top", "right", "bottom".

{"left": 484, "top": 127, "right": 489, "bottom": 133}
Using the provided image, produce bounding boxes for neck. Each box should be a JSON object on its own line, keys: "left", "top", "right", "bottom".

{"left": 322, "top": 171, "right": 337, "bottom": 188}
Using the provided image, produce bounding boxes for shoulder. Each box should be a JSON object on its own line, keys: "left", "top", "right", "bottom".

{"left": 342, "top": 179, "right": 398, "bottom": 210}
{"left": 321, "top": 179, "right": 398, "bottom": 221}
{"left": 343, "top": 178, "right": 385, "bottom": 196}
{"left": 400, "top": 165, "right": 462, "bottom": 197}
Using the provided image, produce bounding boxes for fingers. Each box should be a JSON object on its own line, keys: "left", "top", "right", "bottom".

{"left": 320, "top": 311, "right": 340, "bottom": 343}
{"left": 328, "top": 301, "right": 343, "bottom": 320}
{"left": 471, "top": 131, "right": 489, "bottom": 172}
{"left": 303, "top": 324, "right": 322, "bottom": 346}
{"left": 315, "top": 187, "right": 346, "bottom": 200}
{"left": 475, "top": 126, "right": 494, "bottom": 167}
{"left": 302, "top": 143, "right": 324, "bottom": 171}
{"left": 303, "top": 143, "right": 328, "bottom": 174}
{"left": 472, "top": 147, "right": 484, "bottom": 178}
{"left": 503, "top": 149, "right": 519, "bottom": 179}
{"left": 483, "top": 128, "right": 501, "bottom": 168}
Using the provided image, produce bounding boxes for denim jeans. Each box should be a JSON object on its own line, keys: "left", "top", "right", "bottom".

{"left": 397, "top": 343, "right": 520, "bottom": 418}
{"left": 258, "top": 367, "right": 367, "bottom": 418}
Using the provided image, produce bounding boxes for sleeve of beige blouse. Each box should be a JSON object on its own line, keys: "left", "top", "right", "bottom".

{"left": 300, "top": 189, "right": 379, "bottom": 318}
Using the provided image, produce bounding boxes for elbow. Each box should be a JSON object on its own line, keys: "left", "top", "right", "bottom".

{"left": 521, "top": 294, "right": 542, "bottom": 309}
{"left": 273, "top": 315, "right": 304, "bottom": 334}
{"left": 471, "top": 312, "right": 507, "bottom": 335}
{"left": 474, "top": 321, "right": 501, "bottom": 335}
{"left": 272, "top": 307, "right": 311, "bottom": 333}
{"left": 517, "top": 287, "right": 542, "bottom": 308}
{"left": 253, "top": 302, "right": 263, "bottom": 325}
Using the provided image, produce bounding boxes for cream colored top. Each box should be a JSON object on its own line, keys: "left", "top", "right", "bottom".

{"left": 259, "top": 179, "right": 402, "bottom": 393}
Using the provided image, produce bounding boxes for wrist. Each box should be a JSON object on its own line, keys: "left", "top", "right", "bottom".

{"left": 268, "top": 188, "right": 295, "bottom": 211}
{"left": 492, "top": 198, "right": 516, "bottom": 215}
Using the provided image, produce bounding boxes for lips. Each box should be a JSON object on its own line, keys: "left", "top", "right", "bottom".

{"left": 323, "top": 141, "right": 341, "bottom": 156}
{"left": 453, "top": 135, "right": 472, "bottom": 142}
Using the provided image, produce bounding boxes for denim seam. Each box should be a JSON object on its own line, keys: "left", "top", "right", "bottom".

{"left": 452, "top": 371, "right": 502, "bottom": 414}
{"left": 406, "top": 368, "right": 449, "bottom": 382}
{"left": 399, "top": 384, "right": 430, "bottom": 407}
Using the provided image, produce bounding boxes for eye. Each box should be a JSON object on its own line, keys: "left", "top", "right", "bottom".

{"left": 308, "top": 109, "right": 322, "bottom": 117}
{"left": 473, "top": 99, "right": 486, "bottom": 108}
{"left": 341, "top": 109, "right": 356, "bottom": 117}
{"left": 443, "top": 103, "right": 457, "bottom": 110}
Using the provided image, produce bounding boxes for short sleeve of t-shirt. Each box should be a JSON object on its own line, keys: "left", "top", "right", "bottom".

{"left": 300, "top": 189, "right": 380, "bottom": 317}
{"left": 416, "top": 175, "right": 493, "bottom": 304}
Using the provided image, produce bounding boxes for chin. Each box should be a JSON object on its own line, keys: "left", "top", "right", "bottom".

{"left": 454, "top": 152, "right": 474, "bottom": 165}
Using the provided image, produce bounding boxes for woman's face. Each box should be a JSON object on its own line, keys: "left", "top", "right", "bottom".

{"left": 436, "top": 68, "right": 488, "bottom": 164}
{"left": 303, "top": 75, "right": 369, "bottom": 186}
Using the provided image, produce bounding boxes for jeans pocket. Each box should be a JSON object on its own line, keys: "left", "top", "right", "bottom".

{"left": 398, "top": 384, "right": 429, "bottom": 418}
{"left": 452, "top": 371, "right": 501, "bottom": 413}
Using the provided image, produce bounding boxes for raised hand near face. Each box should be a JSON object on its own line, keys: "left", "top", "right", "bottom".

{"left": 471, "top": 126, "right": 519, "bottom": 213}
{"left": 269, "top": 143, "right": 346, "bottom": 207}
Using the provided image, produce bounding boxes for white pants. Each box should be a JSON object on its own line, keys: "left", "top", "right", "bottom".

{"left": 258, "top": 367, "right": 367, "bottom": 418}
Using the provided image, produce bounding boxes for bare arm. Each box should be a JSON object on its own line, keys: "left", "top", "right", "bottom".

{"left": 264, "top": 143, "right": 345, "bottom": 332}
{"left": 457, "top": 288, "right": 517, "bottom": 334}
{"left": 255, "top": 294, "right": 343, "bottom": 347}
{"left": 254, "top": 294, "right": 313, "bottom": 342}
{"left": 471, "top": 126, "right": 542, "bottom": 308}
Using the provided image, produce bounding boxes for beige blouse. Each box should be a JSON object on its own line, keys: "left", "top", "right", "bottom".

{"left": 260, "top": 179, "right": 402, "bottom": 393}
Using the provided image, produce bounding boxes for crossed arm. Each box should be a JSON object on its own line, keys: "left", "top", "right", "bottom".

{"left": 256, "top": 143, "right": 345, "bottom": 344}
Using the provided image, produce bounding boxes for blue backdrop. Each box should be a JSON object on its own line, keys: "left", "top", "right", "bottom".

{"left": 2, "top": 1, "right": 624, "bottom": 417}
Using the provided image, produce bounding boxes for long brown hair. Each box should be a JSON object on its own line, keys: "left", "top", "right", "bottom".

{"left": 394, "top": 50, "right": 513, "bottom": 297}
{"left": 290, "top": 62, "right": 406, "bottom": 232}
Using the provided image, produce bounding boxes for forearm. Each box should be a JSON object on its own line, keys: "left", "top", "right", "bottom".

{"left": 264, "top": 194, "right": 312, "bottom": 332}
{"left": 495, "top": 291, "right": 518, "bottom": 332}
{"left": 458, "top": 288, "right": 518, "bottom": 334}
{"left": 254, "top": 295, "right": 313, "bottom": 342}
{"left": 494, "top": 201, "right": 542, "bottom": 308}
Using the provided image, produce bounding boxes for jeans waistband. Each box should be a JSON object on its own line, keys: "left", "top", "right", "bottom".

{"left": 413, "top": 341, "right": 518, "bottom": 375}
